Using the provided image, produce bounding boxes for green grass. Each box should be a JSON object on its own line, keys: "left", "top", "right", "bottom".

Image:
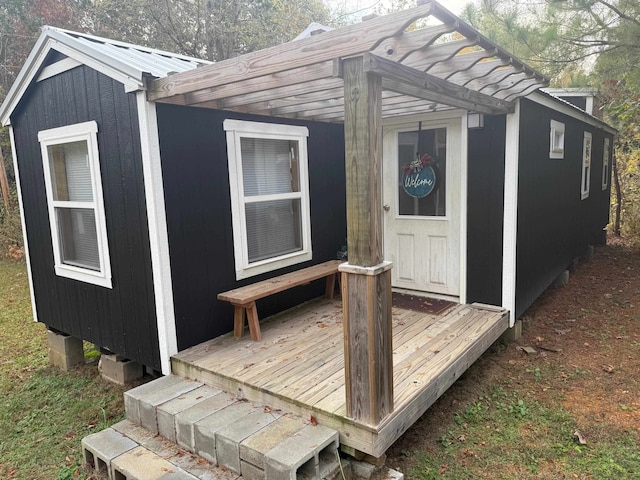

{"left": 0, "top": 259, "right": 126, "bottom": 479}
{"left": 408, "top": 385, "right": 640, "bottom": 480}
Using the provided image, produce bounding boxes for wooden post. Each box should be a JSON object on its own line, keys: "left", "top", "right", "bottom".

{"left": 0, "top": 147, "right": 11, "bottom": 214}
{"left": 341, "top": 56, "right": 393, "bottom": 425}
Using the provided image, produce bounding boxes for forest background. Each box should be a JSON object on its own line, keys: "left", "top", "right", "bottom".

{"left": 0, "top": 0, "right": 638, "bottom": 256}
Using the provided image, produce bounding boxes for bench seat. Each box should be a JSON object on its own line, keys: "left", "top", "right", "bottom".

{"left": 217, "top": 260, "right": 342, "bottom": 341}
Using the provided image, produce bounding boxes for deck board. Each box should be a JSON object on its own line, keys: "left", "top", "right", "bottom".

{"left": 172, "top": 297, "right": 509, "bottom": 457}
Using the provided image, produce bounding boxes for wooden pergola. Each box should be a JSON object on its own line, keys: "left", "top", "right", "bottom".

{"left": 148, "top": 0, "right": 548, "bottom": 428}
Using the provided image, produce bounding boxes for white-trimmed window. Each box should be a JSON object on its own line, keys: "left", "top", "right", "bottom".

{"left": 549, "top": 120, "right": 565, "bottom": 159}
{"left": 38, "top": 121, "right": 112, "bottom": 288}
{"left": 581, "top": 131, "right": 592, "bottom": 200}
{"left": 224, "top": 119, "right": 312, "bottom": 280}
{"left": 602, "top": 137, "right": 610, "bottom": 190}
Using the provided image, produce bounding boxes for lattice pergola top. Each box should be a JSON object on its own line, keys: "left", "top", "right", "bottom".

{"left": 148, "top": 0, "right": 549, "bottom": 122}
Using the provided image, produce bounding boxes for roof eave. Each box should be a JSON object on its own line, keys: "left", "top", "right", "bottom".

{"left": 0, "top": 26, "right": 147, "bottom": 126}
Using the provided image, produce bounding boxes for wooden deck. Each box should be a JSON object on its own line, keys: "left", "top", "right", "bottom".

{"left": 172, "top": 298, "right": 508, "bottom": 457}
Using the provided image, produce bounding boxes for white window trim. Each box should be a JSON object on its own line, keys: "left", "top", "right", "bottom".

{"left": 581, "top": 131, "right": 592, "bottom": 200}
{"left": 38, "top": 121, "right": 112, "bottom": 288}
{"left": 602, "top": 137, "right": 610, "bottom": 190}
{"left": 224, "top": 119, "right": 312, "bottom": 280}
{"left": 549, "top": 120, "right": 565, "bottom": 159}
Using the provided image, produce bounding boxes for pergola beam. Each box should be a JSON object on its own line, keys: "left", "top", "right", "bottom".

{"left": 360, "top": 53, "right": 514, "bottom": 114}
{"left": 148, "top": 3, "right": 434, "bottom": 102}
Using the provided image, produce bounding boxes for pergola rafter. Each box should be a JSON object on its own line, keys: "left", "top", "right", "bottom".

{"left": 147, "top": 0, "right": 548, "bottom": 123}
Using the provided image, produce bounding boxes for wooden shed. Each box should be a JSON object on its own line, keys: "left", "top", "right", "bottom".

{"left": 0, "top": 0, "right": 615, "bottom": 457}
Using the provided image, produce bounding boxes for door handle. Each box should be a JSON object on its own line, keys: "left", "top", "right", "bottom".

{"left": 383, "top": 204, "right": 390, "bottom": 211}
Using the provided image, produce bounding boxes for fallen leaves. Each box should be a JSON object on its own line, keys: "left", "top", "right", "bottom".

{"left": 310, "top": 416, "right": 318, "bottom": 426}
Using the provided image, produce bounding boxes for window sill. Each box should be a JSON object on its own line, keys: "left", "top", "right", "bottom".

{"left": 235, "top": 250, "right": 313, "bottom": 280}
{"left": 54, "top": 264, "right": 113, "bottom": 288}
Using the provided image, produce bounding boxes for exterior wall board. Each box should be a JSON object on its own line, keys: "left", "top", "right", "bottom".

{"left": 11, "top": 63, "right": 160, "bottom": 369}
{"left": 157, "top": 104, "right": 346, "bottom": 351}
{"left": 466, "top": 115, "right": 506, "bottom": 306}
{"left": 515, "top": 98, "right": 611, "bottom": 318}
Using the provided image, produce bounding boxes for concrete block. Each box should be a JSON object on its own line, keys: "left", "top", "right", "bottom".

{"left": 82, "top": 427, "right": 137, "bottom": 480}
{"left": 175, "top": 392, "right": 238, "bottom": 452}
{"left": 264, "top": 424, "right": 339, "bottom": 480}
{"left": 215, "top": 408, "right": 283, "bottom": 473}
{"left": 194, "top": 402, "right": 260, "bottom": 464}
{"left": 111, "top": 420, "right": 177, "bottom": 459}
{"left": 125, "top": 375, "right": 187, "bottom": 424}
{"left": 500, "top": 319, "right": 522, "bottom": 343}
{"left": 552, "top": 270, "right": 570, "bottom": 288}
{"left": 240, "top": 460, "right": 265, "bottom": 480}
{"left": 98, "top": 354, "right": 144, "bottom": 386}
{"left": 47, "top": 330, "right": 84, "bottom": 371}
{"left": 137, "top": 378, "right": 203, "bottom": 433}
{"left": 240, "top": 416, "right": 306, "bottom": 469}
{"left": 169, "top": 451, "right": 239, "bottom": 480}
{"left": 382, "top": 467, "right": 405, "bottom": 480}
{"left": 111, "top": 445, "right": 197, "bottom": 480}
{"left": 351, "top": 460, "right": 376, "bottom": 480}
{"left": 157, "top": 385, "right": 221, "bottom": 442}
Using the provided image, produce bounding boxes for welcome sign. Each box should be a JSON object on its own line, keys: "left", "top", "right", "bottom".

{"left": 402, "top": 154, "right": 436, "bottom": 198}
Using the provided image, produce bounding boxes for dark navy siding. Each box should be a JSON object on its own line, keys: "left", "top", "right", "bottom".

{"left": 157, "top": 104, "right": 346, "bottom": 351}
{"left": 559, "top": 96, "right": 587, "bottom": 111}
{"left": 515, "top": 98, "right": 612, "bottom": 317}
{"left": 466, "top": 115, "right": 506, "bottom": 306}
{"left": 11, "top": 63, "right": 160, "bottom": 369}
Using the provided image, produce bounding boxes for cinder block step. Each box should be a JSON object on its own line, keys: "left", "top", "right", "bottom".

{"left": 84, "top": 421, "right": 239, "bottom": 480}
{"left": 85, "top": 374, "right": 348, "bottom": 480}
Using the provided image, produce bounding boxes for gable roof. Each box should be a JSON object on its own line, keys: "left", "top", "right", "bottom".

{"left": 0, "top": 26, "right": 211, "bottom": 126}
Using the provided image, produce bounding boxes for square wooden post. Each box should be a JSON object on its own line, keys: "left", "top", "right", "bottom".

{"left": 341, "top": 56, "right": 393, "bottom": 425}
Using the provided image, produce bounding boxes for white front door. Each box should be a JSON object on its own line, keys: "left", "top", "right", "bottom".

{"left": 382, "top": 117, "right": 462, "bottom": 298}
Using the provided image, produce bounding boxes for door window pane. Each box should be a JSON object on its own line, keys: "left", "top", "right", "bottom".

{"left": 398, "top": 127, "right": 447, "bottom": 216}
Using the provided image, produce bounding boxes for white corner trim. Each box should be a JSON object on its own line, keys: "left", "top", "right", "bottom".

{"left": 136, "top": 92, "right": 177, "bottom": 375}
{"left": 459, "top": 113, "right": 468, "bottom": 305}
{"left": 36, "top": 57, "right": 82, "bottom": 82}
{"left": 9, "top": 126, "right": 38, "bottom": 323}
{"left": 502, "top": 100, "right": 520, "bottom": 327}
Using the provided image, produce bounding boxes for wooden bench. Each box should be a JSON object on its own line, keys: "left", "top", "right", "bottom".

{"left": 217, "top": 260, "right": 342, "bottom": 342}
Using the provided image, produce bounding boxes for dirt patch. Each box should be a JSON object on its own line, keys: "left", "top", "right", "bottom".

{"left": 387, "top": 240, "right": 640, "bottom": 476}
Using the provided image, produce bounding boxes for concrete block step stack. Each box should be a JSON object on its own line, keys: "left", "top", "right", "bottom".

{"left": 81, "top": 375, "right": 343, "bottom": 480}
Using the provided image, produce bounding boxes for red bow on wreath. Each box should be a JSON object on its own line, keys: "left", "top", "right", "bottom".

{"left": 403, "top": 153, "right": 432, "bottom": 176}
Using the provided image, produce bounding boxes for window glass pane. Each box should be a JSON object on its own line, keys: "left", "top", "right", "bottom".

{"left": 48, "top": 141, "right": 93, "bottom": 202}
{"left": 398, "top": 128, "right": 447, "bottom": 217}
{"left": 56, "top": 207, "right": 100, "bottom": 271}
{"left": 245, "top": 199, "right": 302, "bottom": 263}
{"left": 241, "top": 137, "right": 299, "bottom": 196}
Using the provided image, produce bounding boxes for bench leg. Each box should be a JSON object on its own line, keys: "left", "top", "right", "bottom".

{"left": 233, "top": 305, "right": 245, "bottom": 339}
{"left": 325, "top": 273, "right": 336, "bottom": 300}
{"left": 246, "top": 302, "right": 262, "bottom": 342}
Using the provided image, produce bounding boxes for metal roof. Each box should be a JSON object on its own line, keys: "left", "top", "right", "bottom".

{"left": 0, "top": 26, "right": 211, "bottom": 126}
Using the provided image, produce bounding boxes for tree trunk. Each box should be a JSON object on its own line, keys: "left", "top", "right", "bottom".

{"left": 613, "top": 152, "right": 621, "bottom": 237}
{"left": 0, "top": 146, "right": 11, "bottom": 214}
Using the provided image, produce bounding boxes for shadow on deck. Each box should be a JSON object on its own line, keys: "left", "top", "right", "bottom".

{"left": 172, "top": 298, "right": 508, "bottom": 457}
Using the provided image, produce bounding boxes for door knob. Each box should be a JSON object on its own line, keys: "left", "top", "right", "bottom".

{"left": 383, "top": 204, "right": 390, "bottom": 211}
